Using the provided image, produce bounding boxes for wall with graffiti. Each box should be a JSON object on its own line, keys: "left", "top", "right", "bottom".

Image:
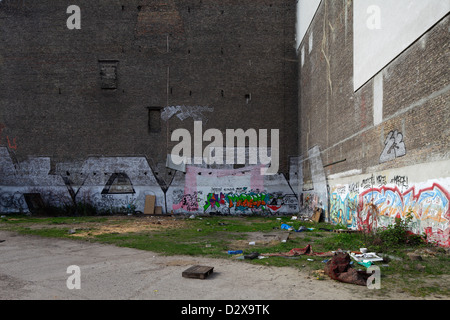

{"left": 0, "top": 147, "right": 165, "bottom": 214}
{"left": 328, "top": 160, "right": 450, "bottom": 247}
{"left": 167, "top": 165, "right": 299, "bottom": 215}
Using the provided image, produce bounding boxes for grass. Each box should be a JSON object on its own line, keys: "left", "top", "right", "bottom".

{"left": 1, "top": 214, "right": 449, "bottom": 298}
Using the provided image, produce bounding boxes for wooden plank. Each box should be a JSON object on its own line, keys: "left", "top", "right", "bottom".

{"left": 144, "top": 195, "right": 156, "bottom": 214}
{"left": 182, "top": 265, "right": 214, "bottom": 280}
{"left": 311, "top": 208, "right": 322, "bottom": 223}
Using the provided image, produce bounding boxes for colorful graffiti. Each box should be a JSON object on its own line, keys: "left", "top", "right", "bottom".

{"left": 203, "top": 191, "right": 273, "bottom": 213}
{"left": 172, "top": 189, "right": 298, "bottom": 214}
{"left": 330, "top": 193, "right": 358, "bottom": 228}
{"left": 330, "top": 181, "right": 450, "bottom": 247}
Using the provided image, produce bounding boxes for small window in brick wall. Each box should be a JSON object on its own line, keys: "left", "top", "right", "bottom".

{"left": 148, "top": 107, "right": 162, "bottom": 133}
{"left": 98, "top": 60, "right": 118, "bottom": 89}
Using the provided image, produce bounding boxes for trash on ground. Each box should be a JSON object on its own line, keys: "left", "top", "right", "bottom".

{"left": 182, "top": 265, "right": 214, "bottom": 280}
{"left": 244, "top": 252, "right": 260, "bottom": 260}
{"left": 280, "top": 232, "right": 290, "bottom": 242}
{"left": 249, "top": 241, "right": 255, "bottom": 245}
{"left": 307, "top": 258, "right": 314, "bottom": 261}
{"left": 261, "top": 244, "right": 334, "bottom": 258}
{"left": 281, "top": 223, "right": 294, "bottom": 231}
{"left": 357, "top": 261, "right": 373, "bottom": 268}
{"left": 311, "top": 208, "right": 322, "bottom": 223}
{"left": 324, "top": 253, "right": 371, "bottom": 286}
{"left": 228, "top": 250, "right": 243, "bottom": 255}
{"left": 291, "top": 216, "right": 298, "bottom": 220}
{"left": 350, "top": 252, "right": 383, "bottom": 264}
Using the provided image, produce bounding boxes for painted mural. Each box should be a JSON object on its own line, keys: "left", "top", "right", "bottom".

{"left": 329, "top": 173, "right": 450, "bottom": 247}
{"left": 167, "top": 165, "right": 299, "bottom": 215}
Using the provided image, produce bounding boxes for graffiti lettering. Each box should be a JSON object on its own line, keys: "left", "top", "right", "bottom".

{"left": 172, "top": 192, "right": 201, "bottom": 212}
{"left": 390, "top": 175, "right": 408, "bottom": 189}
{"left": 380, "top": 130, "right": 406, "bottom": 163}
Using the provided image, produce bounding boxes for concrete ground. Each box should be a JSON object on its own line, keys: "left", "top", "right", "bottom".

{"left": 0, "top": 230, "right": 423, "bottom": 301}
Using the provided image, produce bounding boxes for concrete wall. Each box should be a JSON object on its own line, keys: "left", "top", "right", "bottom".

{"left": 296, "top": 0, "right": 449, "bottom": 246}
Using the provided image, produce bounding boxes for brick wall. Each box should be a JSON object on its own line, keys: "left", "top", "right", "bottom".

{"left": 0, "top": 0, "right": 298, "bottom": 186}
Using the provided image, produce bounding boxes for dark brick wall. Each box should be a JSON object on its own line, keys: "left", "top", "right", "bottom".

{"left": 0, "top": 0, "right": 298, "bottom": 187}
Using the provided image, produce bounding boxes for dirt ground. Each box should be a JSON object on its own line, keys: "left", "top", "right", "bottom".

{"left": 0, "top": 230, "right": 422, "bottom": 301}
{"left": 1, "top": 216, "right": 448, "bottom": 300}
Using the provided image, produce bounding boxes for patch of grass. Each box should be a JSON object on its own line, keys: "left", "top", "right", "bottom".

{"left": 1, "top": 214, "right": 448, "bottom": 298}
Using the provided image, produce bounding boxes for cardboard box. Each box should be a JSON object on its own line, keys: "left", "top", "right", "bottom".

{"left": 311, "top": 208, "right": 322, "bottom": 223}
{"left": 155, "top": 206, "right": 162, "bottom": 214}
{"left": 144, "top": 195, "right": 156, "bottom": 214}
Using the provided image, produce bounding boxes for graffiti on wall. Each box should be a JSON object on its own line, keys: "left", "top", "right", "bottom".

{"left": 172, "top": 191, "right": 202, "bottom": 212}
{"left": 0, "top": 191, "right": 26, "bottom": 212}
{"left": 380, "top": 130, "right": 406, "bottom": 163}
{"left": 359, "top": 183, "right": 449, "bottom": 238}
{"left": 172, "top": 187, "right": 298, "bottom": 215}
{"left": 330, "top": 175, "right": 450, "bottom": 247}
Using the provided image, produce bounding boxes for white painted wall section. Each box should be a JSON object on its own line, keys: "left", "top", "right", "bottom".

{"left": 353, "top": 0, "right": 450, "bottom": 91}
{"left": 296, "top": 0, "right": 322, "bottom": 50}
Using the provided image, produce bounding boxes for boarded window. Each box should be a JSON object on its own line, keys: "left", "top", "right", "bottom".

{"left": 99, "top": 60, "right": 118, "bottom": 89}
{"left": 148, "top": 107, "right": 162, "bottom": 133}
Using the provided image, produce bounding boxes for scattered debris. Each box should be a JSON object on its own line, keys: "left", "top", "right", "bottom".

{"left": 296, "top": 226, "right": 308, "bottom": 232}
{"left": 324, "top": 253, "right": 371, "bottom": 286}
{"left": 244, "top": 252, "right": 260, "bottom": 260}
{"left": 281, "top": 224, "right": 294, "bottom": 231}
{"left": 280, "top": 232, "right": 290, "bottom": 243}
{"left": 182, "top": 265, "right": 214, "bottom": 280}
{"left": 350, "top": 252, "right": 384, "bottom": 268}
{"left": 333, "top": 229, "right": 359, "bottom": 234}
{"left": 261, "top": 244, "right": 334, "bottom": 258}
{"left": 228, "top": 250, "right": 243, "bottom": 255}
{"left": 0, "top": 240, "right": 5, "bottom": 243}
{"left": 311, "top": 208, "right": 322, "bottom": 223}
{"left": 296, "top": 226, "right": 314, "bottom": 232}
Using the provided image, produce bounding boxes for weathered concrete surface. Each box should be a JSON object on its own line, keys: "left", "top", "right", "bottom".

{"left": 0, "top": 231, "right": 433, "bottom": 301}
